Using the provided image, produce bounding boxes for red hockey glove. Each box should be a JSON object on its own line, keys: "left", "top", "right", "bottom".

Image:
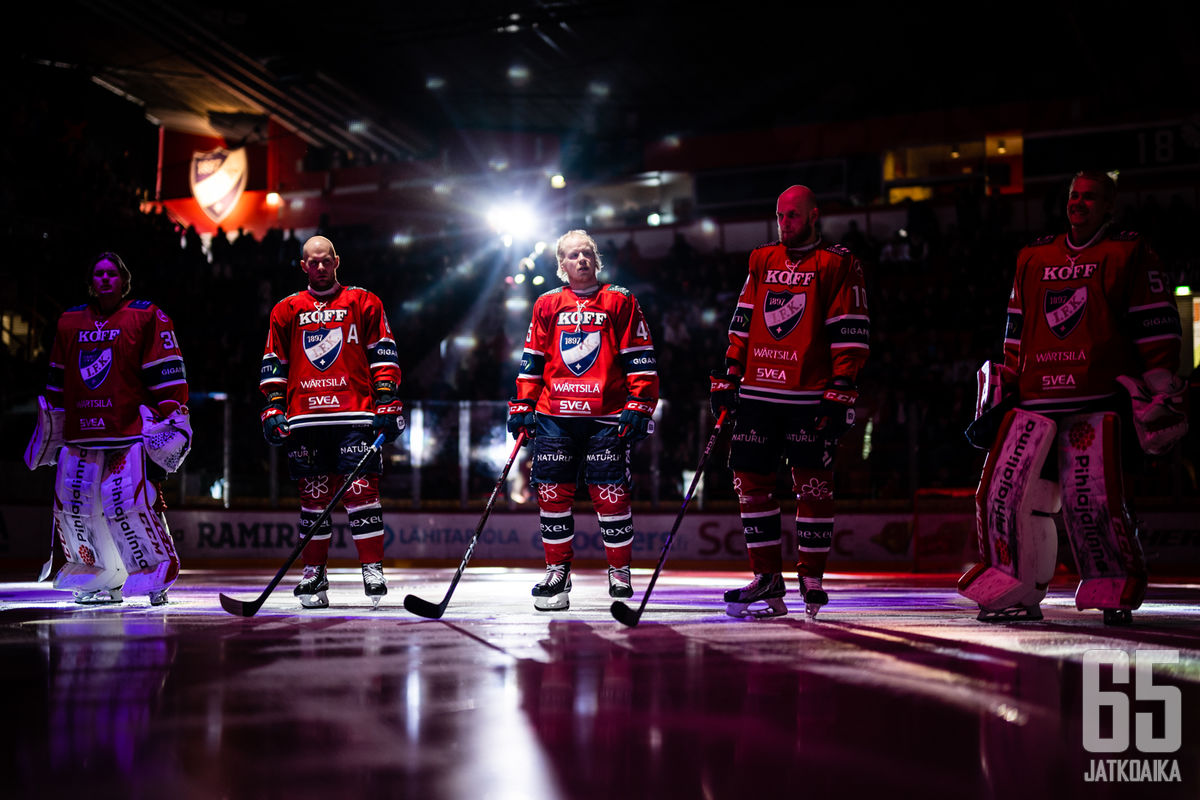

{"left": 709, "top": 370, "right": 740, "bottom": 421}
{"left": 507, "top": 398, "right": 538, "bottom": 443}
{"left": 617, "top": 398, "right": 655, "bottom": 442}
{"left": 373, "top": 394, "right": 405, "bottom": 444}
{"left": 815, "top": 378, "right": 857, "bottom": 440}
{"left": 260, "top": 402, "right": 291, "bottom": 446}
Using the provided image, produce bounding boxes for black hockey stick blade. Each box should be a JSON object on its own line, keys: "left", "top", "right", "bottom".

{"left": 219, "top": 433, "right": 387, "bottom": 617}
{"left": 402, "top": 593, "right": 447, "bottom": 620}
{"left": 610, "top": 600, "right": 641, "bottom": 628}
{"left": 402, "top": 431, "right": 526, "bottom": 620}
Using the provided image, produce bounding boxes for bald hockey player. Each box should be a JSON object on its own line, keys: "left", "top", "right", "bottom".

{"left": 260, "top": 236, "right": 403, "bottom": 609}
{"left": 711, "top": 185, "right": 870, "bottom": 618}
{"left": 509, "top": 229, "right": 659, "bottom": 610}
{"left": 960, "top": 171, "right": 1186, "bottom": 625}
{"left": 26, "top": 252, "right": 191, "bottom": 605}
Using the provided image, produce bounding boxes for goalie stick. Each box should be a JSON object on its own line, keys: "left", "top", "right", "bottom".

{"left": 219, "top": 433, "right": 386, "bottom": 617}
{"left": 403, "top": 431, "right": 526, "bottom": 619}
{"left": 612, "top": 409, "right": 728, "bottom": 627}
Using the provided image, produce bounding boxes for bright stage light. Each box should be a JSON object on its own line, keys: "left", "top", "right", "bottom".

{"left": 550, "top": 174, "right": 566, "bottom": 189}
{"left": 265, "top": 192, "right": 281, "bottom": 207}
{"left": 532, "top": 275, "right": 545, "bottom": 286}
{"left": 487, "top": 203, "right": 536, "bottom": 238}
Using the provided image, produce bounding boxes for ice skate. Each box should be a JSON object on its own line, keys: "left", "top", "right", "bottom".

{"left": 800, "top": 575, "right": 828, "bottom": 618}
{"left": 532, "top": 563, "right": 572, "bottom": 611}
{"left": 148, "top": 589, "right": 169, "bottom": 606}
{"left": 608, "top": 566, "right": 633, "bottom": 599}
{"left": 293, "top": 564, "right": 330, "bottom": 609}
{"left": 976, "top": 603, "right": 1043, "bottom": 623}
{"left": 73, "top": 587, "right": 123, "bottom": 605}
{"left": 1103, "top": 609, "right": 1133, "bottom": 626}
{"left": 723, "top": 573, "right": 787, "bottom": 618}
{"left": 362, "top": 561, "right": 387, "bottom": 609}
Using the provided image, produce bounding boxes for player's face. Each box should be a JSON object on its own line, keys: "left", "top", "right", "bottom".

{"left": 301, "top": 247, "right": 339, "bottom": 290}
{"left": 777, "top": 196, "right": 817, "bottom": 248}
{"left": 92, "top": 260, "right": 123, "bottom": 299}
{"left": 1066, "top": 177, "right": 1112, "bottom": 238}
{"left": 559, "top": 236, "right": 600, "bottom": 290}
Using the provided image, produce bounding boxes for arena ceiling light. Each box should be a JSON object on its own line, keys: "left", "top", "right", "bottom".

{"left": 486, "top": 203, "right": 537, "bottom": 240}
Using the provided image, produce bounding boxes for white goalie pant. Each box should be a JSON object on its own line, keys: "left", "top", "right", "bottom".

{"left": 959, "top": 409, "right": 1061, "bottom": 611}
{"left": 53, "top": 443, "right": 180, "bottom": 596}
{"left": 1057, "top": 412, "right": 1146, "bottom": 611}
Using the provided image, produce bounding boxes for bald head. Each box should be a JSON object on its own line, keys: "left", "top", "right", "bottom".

{"left": 300, "top": 235, "right": 340, "bottom": 292}
{"left": 776, "top": 185, "right": 819, "bottom": 248}
{"left": 302, "top": 235, "right": 337, "bottom": 259}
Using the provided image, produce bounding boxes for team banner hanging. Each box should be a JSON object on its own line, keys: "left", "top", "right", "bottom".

{"left": 189, "top": 147, "right": 247, "bottom": 224}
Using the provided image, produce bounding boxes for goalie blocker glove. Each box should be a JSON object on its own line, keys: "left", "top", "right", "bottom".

{"left": 260, "top": 392, "right": 291, "bottom": 445}
{"left": 373, "top": 393, "right": 405, "bottom": 443}
{"left": 709, "top": 370, "right": 740, "bottom": 420}
{"left": 507, "top": 398, "right": 537, "bottom": 441}
{"left": 617, "top": 397, "right": 654, "bottom": 442}
{"left": 816, "top": 377, "right": 857, "bottom": 439}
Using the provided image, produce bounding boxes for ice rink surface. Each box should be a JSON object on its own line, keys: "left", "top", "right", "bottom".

{"left": 2, "top": 568, "right": 1198, "bottom": 800}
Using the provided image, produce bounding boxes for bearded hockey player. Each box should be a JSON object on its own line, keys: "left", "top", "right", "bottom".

{"left": 710, "top": 185, "right": 870, "bottom": 618}
{"left": 508, "top": 229, "right": 658, "bottom": 610}
{"left": 26, "top": 252, "right": 191, "bottom": 605}
{"left": 259, "top": 236, "right": 403, "bottom": 609}
{"left": 960, "top": 171, "right": 1186, "bottom": 625}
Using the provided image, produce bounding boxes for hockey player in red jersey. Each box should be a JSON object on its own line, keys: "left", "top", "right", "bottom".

{"left": 508, "top": 229, "right": 659, "bottom": 610}
{"left": 25, "top": 252, "right": 191, "bottom": 605}
{"left": 711, "top": 185, "right": 870, "bottom": 618}
{"left": 960, "top": 171, "right": 1186, "bottom": 625}
{"left": 260, "top": 236, "right": 403, "bottom": 609}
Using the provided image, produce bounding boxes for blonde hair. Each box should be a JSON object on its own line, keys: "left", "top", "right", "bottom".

{"left": 555, "top": 229, "right": 604, "bottom": 283}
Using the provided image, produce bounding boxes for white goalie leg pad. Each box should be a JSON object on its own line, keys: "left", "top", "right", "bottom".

{"left": 1058, "top": 413, "right": 1147, "bottom": 611}
{"left": 140, "top": 404, "right": 193, "bottom": 473}
{"left": 24, "top": 395, "right": 65, "bottom": 470}
{"left": 959, "top": 409, "right": 1061, "bottom": 611}
{"left": 52, "top": 446, "right": 129, "bottom": 593}
{"left": 100, "top": 443, "right": 180, "bottom": 596}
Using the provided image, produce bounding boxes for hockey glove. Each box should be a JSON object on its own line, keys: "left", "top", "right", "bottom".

{"left": 260, "top": 401, "right": 291, "bottom": 446}
{"left": 507, "top": 398, "right": 538, "bottom": 443}
{"left": 373, "top": 393, "right": 406, "bottom": 444}
{"left": 815, "top": 378, "right": 857, "bottom": 440}
{"left": 617, "top": 398, "right": 655, "bottom": 443}
{"left": 710, "top": 370, "right": 740, "bottom": 420}
{"left": 1116, "top": 368, "right": 1188, "bottom": 455}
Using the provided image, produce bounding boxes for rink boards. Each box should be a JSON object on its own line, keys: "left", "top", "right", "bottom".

{"left": 2, "top": 504, "right": 1197, "bottom": 571}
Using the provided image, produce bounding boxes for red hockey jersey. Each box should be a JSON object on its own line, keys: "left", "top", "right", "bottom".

{"left": 517, "top": 284, "right": 658, "bottom": 418}
{"left": 260, "top": 284, "right": 400, "bottom": 429}
{"left": 726, "top": 240, "right": 870, "bottom": 405}
{"left": 46, "top": 299, "right": 188, "bottom": 448}
{"left": 1003, "top": 228, "right": 1181, "bottom": 414}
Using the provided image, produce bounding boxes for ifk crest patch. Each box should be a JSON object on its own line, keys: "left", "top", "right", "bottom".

{"left": 1044, "top": 287, "right": 1087, "bottom": 339}
{"left": 560, "top": 330, "right": 601, "bottom": 376}
{"left": 763, "top": 291, "right": 806, "bottom": 340}
{"left": 189, "top": 147, "right": 247, "bottom": 224}
{"left": 79, "top": 348, "right": 113, "bottom": 390}
{"left": 303, "top": 328, "right": 343, "bottom": 371}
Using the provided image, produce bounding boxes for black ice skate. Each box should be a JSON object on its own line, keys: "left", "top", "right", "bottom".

{"left": 294, "top": 564, "right": 330, "bottom": 609}
{"left": 362, "top": 561, "right": 387, "bottom": 609}
{"left": 976, "top": 603, "right": 1043, "bottom": 623}
{"left": 799, "top": 575, "right": 828, "bottom": 619}
{"left": 73, "top": 587, "right": 123, "bottom": 605}
{"left": 149, "top": 589, "right": 169, "bottom": 606}
{"left": 1103, "top": 609, "right": 1133, "bottom": 626}
{"left": 532, "top": 563, "right": 572, "bottom": 611}
{"left": 608, "top": 566, "right": 633, "bottom": 599}
{"left": 723, "top": 573, "right": 787, "bottom": 618}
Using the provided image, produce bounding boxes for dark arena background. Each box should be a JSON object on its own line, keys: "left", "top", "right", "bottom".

{"left": 2, "top": 2, "right": 1198, "bottom": 798}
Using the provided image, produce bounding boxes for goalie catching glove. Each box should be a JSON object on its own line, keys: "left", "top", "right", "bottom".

{"left": 140, "top": 404, "right": 193, "bottom": 472}
{"left": 617, "top": 397, "right": 655, "bottom": 442}
{"left": 815, "top": 377, "right": 858, "bottom": 439}
{"left": 1116, "top": 368, "right": 1188, "bottom": 455}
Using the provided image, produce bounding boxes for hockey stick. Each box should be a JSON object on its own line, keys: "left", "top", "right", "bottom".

{"left": 403, "top": 431, "right": 526, "bottom": 619}
{"left": 612, "top": 409, "right": 728, "bottom": 628}
{"left": 219, "top": 432, "right": 387, "bottom": 617}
